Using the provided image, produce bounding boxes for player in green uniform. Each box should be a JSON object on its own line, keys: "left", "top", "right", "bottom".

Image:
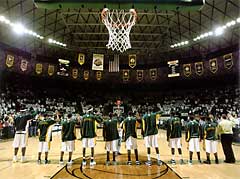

{"left": 81, "top": 106, "right": 102, "bottom": 167}
{"left": 203, "top": 116, "right": 219, "bottom": 164}
{"left": 186, "top": 115, "right": 202, "bottom": 165}
{"left": 60, "top": 113, "right": 77, "bottom": 166}
{"left": 166, "top": 111, "right": 184, "bottom": 164}
{"left": 121, "top": 111, "right": 140, "bottom": 165}
{"left": 103, "top": 112, "right": 120, "bottom": 165}
{"left": 142, "top": 107, "right": 162, "bottom": 166}
{"left": 37, "top": 111, "right": 58, "bottom": 164}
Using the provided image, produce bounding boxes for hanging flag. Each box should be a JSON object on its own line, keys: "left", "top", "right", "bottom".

{"left": 92, "top": 54, "right": 104, "bottom": 71}
{"left": 168, "top": 60, "right": 180, "bottom": 77}
{"left": 109, "top": 54, "right": 119, "bottom": 72}
{"left": 183, "top": 64, "right": 191, "bottom": 77}
{"left": 35, "top": 63, "right": 43, "bottom": 74}
{"left": 48, "top": 65, "right": 55, "bottom": 76}
{"left": 123, "top": 70, "right": 130, "bottom": 82}
{"left": 83, "top": 70, "right": 89, "bottom": 80}
{"left": 129, "top": 54, "right": 136, "bottom": 68}
{"left": 136, "top": 70, "right": 144, "bottom": 82}
{"left": 78, "top": 53, "right": 85, "bottom": 65}
{"left": 223, "top": 53, "right": 233, "bottom": 69}
{"left": 149, "top": 68, "right": 157, "bottom": 80}
{"left": 20, "top": 58, "right": 28, "bottom": 72}
{"left": 72, "top": 68, "right": 78, "bottom": 79}
{"left": 5, "top": 54, "right": 14, "bottom": 68}
{"left": 209, "top": 58, "right": 218, "bottom": 73}
{"left": 195, "top": 62, "right": 204, "bottom": 76}
{"left": 96, "top": 71, "right": 102, "bottom": 81}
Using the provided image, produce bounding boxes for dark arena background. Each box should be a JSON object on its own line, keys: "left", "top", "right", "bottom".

{"left": 0, "top": 1, "right": 239, "bottom": 179}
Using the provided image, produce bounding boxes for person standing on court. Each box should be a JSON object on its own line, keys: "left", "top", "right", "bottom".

{"left": 12, "top": 107, "right": 37, "bottom": 163}
{"left": 103, "top": 112, "right": 120, "bottom": 165}
{"left": 59, "top": 113, "right": 77, "bottom": 166}
{"left": 202, "top": 115, "right": 219, "bottom": 164}
{"left": 185, "top": 114, "right": 202, "bottom": 165}
{"left": 121, "top": 111, "right": 140, "bottom": 165}
{"left": 142, "top": 106, "right": 162, "bottom": 166}
{"left": 81, "top": 106, "right": 102, "bottom": 167}
{"left": 166, "top": 111, "right": 184, "bottom": 165}
{"left": 217, "top": 113, "right": 236, "bottom": 163}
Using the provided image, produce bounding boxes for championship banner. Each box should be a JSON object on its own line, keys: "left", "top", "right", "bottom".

{"left": 96, "top": 71, "right": 102, "bottom": 81}
{"left": 123, "top": 70, "right": 130, "bottom": 82}
{"left": 72, "top": 68, "right": 78, "bottom": 79}
{"left": 195, "top": 62, "right": 204, "bottom": 76}
{"left": 183, "top": 64, "right": 191, "bottom": 77}
{"left": 5, "top": 54, "right": 14, "bottom": 68}
{"left": 35, "top": 63, "right": 43, "bottom": 75}
{"left": 168, "top": 60, "right": 180, "bottom": 77}
{"left": 129, "top": 54, "right": 136, "bottom": 68}
{"left": 209, "top": 58, "right": 218, "bottom": 73}
{"left": 136, "top": 70, "right": 143, "bottom": 82}
{"left": 92, "top": 54, "right": 104, "bottom": 71}
{"left": 78, "top": 53, "right": 85, "bottom": 65}
{"left": 20, "top": 58, "right": 28, "bottom": 72}
{"left": 149, "top": 68, "right": 157, "bottom": 80}
{"left": 83, "top": 70, "right": 89, "bottom": 80}
{"left": 48, "top": 65, "right": 55, "bottom": 76}
{"left": 223, "top": 53, "right": 233, "bottom": 69}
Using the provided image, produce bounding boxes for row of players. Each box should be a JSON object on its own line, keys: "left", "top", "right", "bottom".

{"left": 12, "top": 107, "right": 236, "bottom": 166}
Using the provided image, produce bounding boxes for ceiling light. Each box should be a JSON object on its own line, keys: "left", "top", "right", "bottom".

{"left": 12, "top": 23, "right": 25, "bottom": 35}
{"left": 214, "top": 27, "right": 224, "bottom": 36}
{"left": 48, "top": 38, "right": 53, "bottom": 43}
{"left": 237, "top": 18, "right": 240, "bottom": 23}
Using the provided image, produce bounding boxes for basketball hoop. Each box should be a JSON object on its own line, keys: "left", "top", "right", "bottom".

{"left": 101, "top": 8, "right": 137, "bottom": 53}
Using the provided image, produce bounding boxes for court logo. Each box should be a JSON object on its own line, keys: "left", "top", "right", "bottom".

{"left": 78, "top": 53, "right": 85, "bottom": 65}
{"left": 48, "top": 65, "right": 55, "bottom": 76}
{"left": 195, "top": 62, "right": 204, "bottom": 76}
{"left": 72, "top": 68, "right": 78, "bottom": 79}
{"left": 123, "top": 69, "right": 130, "bottom": 82}
{"left": 129, "top": 54, "right": 136, "bottom": 68}
{"left": 183, "top": 64, "right": 191, "bottom": 77}
{"left": 35, "top": 63, "right": 43, "bottom": 75}
{"left": 20, "top": 58, "right": 28, "bottom": 72}
{"left": 83, "top": 70, "right": 89, "bottom": 80}
{"left": 136, "top": 70, "right": 144, "bottom": 82}
{"left": 5, "top": 54, "right": 14, "bottom": 68}
{"left": 223, "top": 53, "right": 233, "bottom": 69}
{"left": 149, "top": 68, "right": 157, "bottom": 80}
{"left": 209, "top": 58, "right": 218, "bottom": 73}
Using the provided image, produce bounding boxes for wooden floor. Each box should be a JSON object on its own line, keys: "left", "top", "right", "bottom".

{"left": 0, "top": 129, "right": 239, "bottom": 179}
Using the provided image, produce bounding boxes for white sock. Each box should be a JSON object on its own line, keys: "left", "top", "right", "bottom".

{"left": 157, "top": 154, "right": 160, "bottom": 160}
{"left": 172, "top": 155, "right": 175, "bottom": 160}
{"left": 179, "top": 154, "right": 183, "bottom": 160}
{"left": 147, "top": 154, "right": 151, "bottom": 161}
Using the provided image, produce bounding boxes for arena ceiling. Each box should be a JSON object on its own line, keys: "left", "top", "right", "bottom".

{"left": 0, "top": 0, "right": 239, "bottom": 62}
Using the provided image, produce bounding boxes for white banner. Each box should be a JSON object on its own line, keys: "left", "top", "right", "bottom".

{"left": 92, "top": 54, "right": 104, "bottom": 71}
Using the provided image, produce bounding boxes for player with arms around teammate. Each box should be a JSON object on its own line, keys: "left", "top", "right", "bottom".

{"left": 166, "top": 111, "right": 184, "bottom": 165}
{"left": 121, "top": 111, "right": 140, "bottom": 165}
{"left": 60, "top": 113, "right": 77, "bottom": 166}
{"left": 37, "top": 111, "right": 59, "bottom": 164}
{"left": 202, "top": 115, "right": 219, "bottom": 164}
{"left": 186, "top": 114, "right": 202, "bottom": 165}
{"left": 103, "top": 112, "right": 120, "bottom": 165}
{"left": 81, "top": 106, "right": 102, "bottom": 167}
{"left": 12, "top": 107, "right": 37, "bottom": 163}
{"left": 142, "top": 107, "right": 162, "bottom": 166}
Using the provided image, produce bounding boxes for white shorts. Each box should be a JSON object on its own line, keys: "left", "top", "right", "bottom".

{"left": 61, "top": 141, "right": 75, "bottom": 152}
{"left": 38, "top": 142, "right": 49, "bottom": 152}
{"left": 105, "top": 140, "right": 118, "bottom": 152}
{"left": 126, "top": 136, "right": 138, "bottom": 150}
{"left": 205, "top": 140, "right": 217, "bottom": 153}
{"left": 144, "top": 134, "right": 159, "bottom": 148}
{"left": 189, "top": 138, "right": 200, "bottom": 152}
{"left": 12, "top": 133, "right": 27, "bottom": 148}
{"left": 82, "top": 138, "right": 95, "bottom": 148}
{"left": 169, "top": 138, "right": 182, "bottom": 148}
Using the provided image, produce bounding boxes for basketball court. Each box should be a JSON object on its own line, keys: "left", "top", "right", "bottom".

{"left": 0, "top": 0, "right": 239, "bottom": 179}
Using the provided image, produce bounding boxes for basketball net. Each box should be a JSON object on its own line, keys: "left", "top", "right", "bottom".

{"left": 101, "top": 8, "right": 137, "bottom": 53}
